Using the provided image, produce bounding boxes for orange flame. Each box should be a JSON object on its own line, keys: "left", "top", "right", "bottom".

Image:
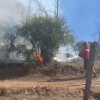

{"left": 23, "top": 63, "right": 27, "bottom": 67}
{"left": 36, "top": 54, "right": 43, "bottom": 62}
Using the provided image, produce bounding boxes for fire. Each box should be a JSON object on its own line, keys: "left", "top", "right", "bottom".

{"left": 23, "top": 63, "right": 27, "bottom": 67}
{"left": 36, "top": 54, "right": 43, "bottom": 62}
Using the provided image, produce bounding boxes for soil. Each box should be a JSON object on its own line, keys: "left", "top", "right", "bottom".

{"left": 0, "top": 60, "right": 100, "bottom": 100}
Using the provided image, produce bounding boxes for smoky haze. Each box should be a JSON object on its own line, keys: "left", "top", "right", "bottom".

{"left": 0, "top": 0, "right": 25, "bottom": 22}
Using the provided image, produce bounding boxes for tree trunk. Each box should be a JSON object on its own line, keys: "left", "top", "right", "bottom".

{"left": 41, "top": 50, "right": 52, "bottom": 63}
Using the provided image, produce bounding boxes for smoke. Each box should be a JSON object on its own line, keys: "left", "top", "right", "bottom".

{"left": 0, "top": 0, "right": 24, "bottom": 59}
{"left": 0, "top": 0, "right": 56, "bottom": 22}
{"left": 0, "top": 0, "right": 24, "bottom": 22}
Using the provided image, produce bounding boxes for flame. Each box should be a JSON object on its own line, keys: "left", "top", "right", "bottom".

{"left": 36, "top": 54, "right": 43, "bottom": 62}
{"left": 23, "top": 63, "right": 27, "bottom": 66}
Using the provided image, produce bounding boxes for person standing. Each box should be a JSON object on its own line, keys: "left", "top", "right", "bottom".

{"left": 78, "top": 42, "right": 97, "bottom": 77}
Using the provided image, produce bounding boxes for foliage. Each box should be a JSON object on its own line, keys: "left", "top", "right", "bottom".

{"left": 19, "top": 15, "right": 75, "bottom": 62}
{"left": 16, "top": 44, "right": 38, "bottom": 69}
{"left": 26, "top": 51, "right": 38, "bottom": 71}
{"left": 0, "top": 0, "right": 75, "bottom": 64}
{"left": 74, "top": 41, "right": 85, "bottom": 51}
{"left": 0, "top": 21, "right": 20, "bottom": 58}
{"left": 66, "top": 53, "right": 73, "bottom": 58}
{"left": 0, "top": 21, "right": 37, "bottom": 67}
{"left": 95, "top": 44, "right": 100, "bottom": 59}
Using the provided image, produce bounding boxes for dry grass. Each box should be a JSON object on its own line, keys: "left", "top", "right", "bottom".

{"left": 0, "top": 66, "right": 29, "bottom": 80}
{"left": 0, "top": 60, "right": 100, "bottom": 100}
{"left": 0, "top": 87, "right": 84, "bottom": 100}
{"left": 0, "top": 60, "right": 100, "bottom": 82}
{"left": 0, "top": 86, "right": 99, "bottom": 100}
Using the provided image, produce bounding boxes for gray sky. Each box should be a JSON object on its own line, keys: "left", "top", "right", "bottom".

{"left": 0, "top": 0, "right": 24, "bottom": 22}
{"left": 0, "top": 0, "right": 55, "bottom": 23}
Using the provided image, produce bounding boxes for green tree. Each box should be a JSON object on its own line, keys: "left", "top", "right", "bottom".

{"left": 20, "top": 15, "right": 75, "bottom": 63}
{"left": 66, "top": 53, "right": 73, "bottom": 58}
{"left": 0, "top": 21, "right": 20, "bottom": 58}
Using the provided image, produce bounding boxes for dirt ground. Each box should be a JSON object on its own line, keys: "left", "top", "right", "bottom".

{"left": 0, "top": 60, "right": 100, "bottom": 100}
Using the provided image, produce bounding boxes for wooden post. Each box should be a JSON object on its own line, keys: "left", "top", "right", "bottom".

{"left": 83, "top": 42, "right": 97, "bottom": 100}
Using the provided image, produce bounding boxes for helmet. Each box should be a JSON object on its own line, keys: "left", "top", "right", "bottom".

{"left": 83, "top": 42, "right": 89, "bottom": 46}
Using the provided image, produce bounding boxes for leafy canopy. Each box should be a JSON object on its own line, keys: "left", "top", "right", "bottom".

{"left": 20, "top": 15, "right": 75, "bottom": 62}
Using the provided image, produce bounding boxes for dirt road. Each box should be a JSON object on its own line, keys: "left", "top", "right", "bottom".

{"left": 0, "top": 78, "right": 100, "bottom": 100}
{"left": 0, "top": 78, "right": 100, "bottom": 89}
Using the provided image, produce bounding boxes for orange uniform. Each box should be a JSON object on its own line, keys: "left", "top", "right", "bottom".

{"left": 79, "top": 47, "right": 90, "bottom": 59}
{"left": 78, "top": 42, "right": 97, "bottom": 77}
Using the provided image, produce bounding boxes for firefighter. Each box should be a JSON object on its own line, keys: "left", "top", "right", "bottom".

{"left": 78, "top": 42, "right": 97, "bottom": 77}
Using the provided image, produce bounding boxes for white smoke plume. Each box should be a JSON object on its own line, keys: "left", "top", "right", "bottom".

{"left": 0, "top": 0, "right": 25, "bottom": 22}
